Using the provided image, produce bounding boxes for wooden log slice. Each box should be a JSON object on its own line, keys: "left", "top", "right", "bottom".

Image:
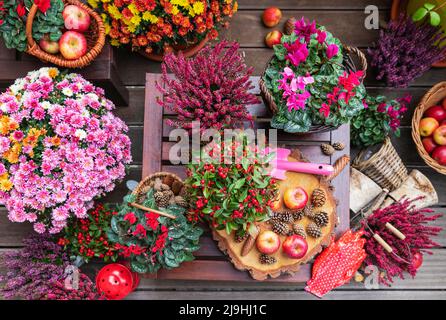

{"left": 212, "top": 149, "right": 337, "bottom": 281}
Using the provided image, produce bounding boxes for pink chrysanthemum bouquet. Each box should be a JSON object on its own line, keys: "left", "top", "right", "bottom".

{"left": 0, "top": 68, "right": 132, "bottom": 234}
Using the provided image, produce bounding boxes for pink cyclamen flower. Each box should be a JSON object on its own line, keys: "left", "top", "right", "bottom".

{"left": 326, "top": 44, "right": 339, "bottom": 59}
{"left": 294, "top": 17, "right": 318, "bottom": 42}
{"left": 284, "top": 42, "right": 309, "bottom": 67}
{"left": 316, "top": 30, "right": 327, "bottom": 44}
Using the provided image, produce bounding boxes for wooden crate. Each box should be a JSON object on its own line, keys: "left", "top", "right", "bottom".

{"left": 142, "top": 73, "right": 350, "bottom": 282}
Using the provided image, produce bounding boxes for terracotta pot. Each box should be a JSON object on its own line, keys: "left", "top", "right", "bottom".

{"left": 391, "top": 0, "right": 446, "bottom": 67}
{"left": 140, "top": 36, "right": 209, "bottom": 62}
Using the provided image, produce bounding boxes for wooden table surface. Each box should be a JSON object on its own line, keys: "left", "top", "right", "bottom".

{"left": 0, "top": 0, "right": 445, "bottom": 300}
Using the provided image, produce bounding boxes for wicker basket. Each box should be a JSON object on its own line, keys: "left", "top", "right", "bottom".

{"left": 352, "top": 137, "right": 409, "bottom": 191}
{"left": 412, "top": 82, "right": 446, "bottom": 175}
{"left": 132, "top": 172, "right": 184, "bottom": 204}
{"left": 259, "top": 18, "right": 368, "bottom": 134}
{"left": 25, "top": 0, "right": 105, "bottom": 68}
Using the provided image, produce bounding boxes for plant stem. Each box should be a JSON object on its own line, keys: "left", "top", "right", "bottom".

{"left": 435, "top": 1, "right": 446, "bottom": 11}
{"left": 128, "top": 202, "right": 177, "bottom": 219}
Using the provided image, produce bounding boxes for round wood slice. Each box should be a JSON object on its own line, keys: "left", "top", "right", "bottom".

{"left": 212, "top": 149, "right": 337, "bottom": 281}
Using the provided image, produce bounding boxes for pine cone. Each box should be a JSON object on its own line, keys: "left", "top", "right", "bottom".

{"left": 311, "top": 188, "right": 326, "bottom": 207}
{"left": 280, "top": 211, "right": 294, "bottom": 224}
{"left": 272, "top": 221, "right": 290, "bottom": 236}
{"left": 321, "top": 143, "right": 335, "bottom": 155}
{"left": 292, "top": 223, "right": 306, "bottom": 238}
{"left": 332, "top": 142, "right": 345, "bottom": 151}
{"left": 174, "top": 196, "right": 188, "bottom": 207}
{"left": 303, "top": 204, "right": 315, "bottom": 219}
{"left": 155, "top": 190, "right": 173, "bottom": 208}
{"left": 234, "top": 232, "right": 249, "bottom": 243}
{"left": 153, "top": 178, "right": 163, "bottom": 191}
{"left": 160, "top": 183, "right": 171, "bottom": 191}
{"left": 259, "top": 254, "right": 277, "bottom": 265}
{"left": 314, "top": 211, "right": 329, "bottom": 227}
{"left": 307, "top": 222, "right": 322, "bottom": 238}
{"left": 292, "top": 209, "right": 304, "bottom": 221}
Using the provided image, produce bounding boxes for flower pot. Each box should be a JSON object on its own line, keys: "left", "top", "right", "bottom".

{"left": 391, "top": 0, "right": 446, "bottom": 67}
{"left": 139, "top": 36, "right": 209, "bottom": 62}
{"left": 411, "top": 82, "right": 446, "bottom": 175}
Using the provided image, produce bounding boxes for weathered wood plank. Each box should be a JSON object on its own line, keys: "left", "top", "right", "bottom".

{"left": 238, "top": 0, "right": 390, "bottom": 10}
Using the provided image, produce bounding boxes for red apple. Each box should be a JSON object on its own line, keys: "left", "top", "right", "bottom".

{"left": 59, "top": 31, "right": 87, "bottom": 60}
{"left": 39, "top": 34, "right": 59, "bottom": 54}
{"left": 433, "top": 125, "right": 446, "bottom": 145}
{"left": 419, "top": 117, "right": 439, "bottom": 137}
{"left": 442, "top": 98, "right": 446, "bottom": 110}
{"left": 265, "top": 30, "right": 282, "bottom": 48}
{"left": 63, "top": 5, "right": 91, "bottom": 32}
{"left": 262, "top": 7, "right": 282, "bottom": 27}
{"left": 256, "top": 230, "right": 281, "bottom": 255}
{"left": 411, "top": 252, "right": 423, "bottom": 270}
{"left": 424, "top": 105, "right": 446, "bottom": 122}
{"left": 282, "top": 235, "right": 308, "bottom": 259}
{"left": 422, "top": 137, "right": 438, "bottom": 154}
{"left": 283, "top": 187, "right": 308, "bottom": 210}
{"left": 432, "top": 146, "right": 446, "bottom": 166}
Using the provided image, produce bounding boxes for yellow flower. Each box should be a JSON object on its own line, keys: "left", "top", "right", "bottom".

{"left": 107, "top": 4, "right": 122, "bottom": 20}
{"left": 128, "top": 3, "right": 139, "bottom": 15}
{"left": 130, "top": 14, "right": 141, "bottom": 26}
{"left": 110, "top": 39, "right": 121, "bottom": 47}
{"left": 104, "top": 22, "right": 111, "bottom": 35}
{"left": 0, "top": 179, "right": 13, "bottom": 192}
{"left": 4, "top": 150, "right": 18, "bottom": 164}
{"left": 192, "top": 1, "right": 204, "bottom": 15}
{"left": 87, "top": 0, "right": 98, "bottom": 8}
{"left": 171, "top": 5, "right": 179, "bottom": 15}
{"left": 127, "top": 23, "right": 137, "bottom": 33}
{"left": 48, "top": 68, "right": 59, "bottom": 79}
{"left": 0, "top": 173, "right": 8, "bottom": 180}
{"left": 233, "top": 1, "right": 238, "bottom": 12}
{"left": 142, "top": 12, "right": 159, "bottom": 24}
{"left": 171, "top": 0, "right": 189, "bottom": 7}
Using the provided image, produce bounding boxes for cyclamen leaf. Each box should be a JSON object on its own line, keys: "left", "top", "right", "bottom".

{"left": 131, "top": 261, "right": 149, "bottom": 274}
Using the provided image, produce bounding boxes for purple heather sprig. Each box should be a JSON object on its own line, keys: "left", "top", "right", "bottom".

{"left": 0, "top": 234, "right": 102, "bottom": 300}
{"left": 368, "top": 14, "right": 446, "bottom": 88}
{"left": 156, "top": 41, "right": 259, "bottom": 133}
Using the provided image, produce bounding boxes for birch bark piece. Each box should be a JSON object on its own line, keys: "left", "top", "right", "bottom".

{"left": 380, "top": 169, "right": 438, "bottom": 209}
{"left": 212, "top": 149, "right": 337, "bottom": 281}
{"left": 350, "top": 168, "right": 383, "bottom": 213}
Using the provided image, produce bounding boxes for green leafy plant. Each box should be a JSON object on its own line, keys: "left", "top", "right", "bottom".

{"left": 185, "top": 138, "right": 278, "bottom": 237}
{"left": 263, "top": 18, "right": 366, "bottom": 133}
{"left": 0, "top": 0, "right": 64, "bottom": 52}
{"left": 58, "top": 203, "right": 120, "bottom": 264}
{"left": 351, "top": 94, "right": 410, "bottom": 147}
{"left": 412, "top": 2, "right": 446, "bottom": 26}
{"left": 108, "top": 190, "right": 203, "bottom": 274}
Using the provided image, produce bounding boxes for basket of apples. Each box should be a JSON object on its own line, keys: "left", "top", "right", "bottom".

{"left": 26, "top": 0, "right": 105, "bottom": 68}
{"left": 412, "top": 82, "right": 446, "bottom": 174}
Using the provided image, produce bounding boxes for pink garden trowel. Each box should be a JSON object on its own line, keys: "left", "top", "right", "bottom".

{"left": 264, "top": 147, "right": 334, "bottom": 180}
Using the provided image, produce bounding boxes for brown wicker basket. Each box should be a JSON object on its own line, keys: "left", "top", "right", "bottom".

{"left": 259, "top": 18, "right": 368, "bottom": 135}
{"left": 412, "top": 82, "right": 446, "bottom": 175}
{"left": 25, "top": 0, "right": 105, "bottom": 68}
{"left": 352, "top": 137, "right": 409, "bottom": 191}
{"left": 132, "top": 172, "right": 184, "bottom": 204}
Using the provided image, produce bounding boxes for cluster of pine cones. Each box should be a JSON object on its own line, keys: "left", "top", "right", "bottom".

{"left": 149, "top": 176, "right": 188, "bottom": 208}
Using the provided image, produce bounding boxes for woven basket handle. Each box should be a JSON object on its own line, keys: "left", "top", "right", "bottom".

{"left": 284, "top": 18, "right": 368, "bottom": 78}
{"left": 25, "top": 4, "right": 39, "bottom": 53}
{"left": 327, "top": 155, "right": 350, "bottom": 182}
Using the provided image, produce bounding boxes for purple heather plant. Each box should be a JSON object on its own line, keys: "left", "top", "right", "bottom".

{"left": 156, "top": 41, "right": 259, "bottom": 133}
{"left": 368, "top": 14, "right": 446, "bottom": 88}
{"left": 0, "top": 234, "right": 102, "bottom": 300}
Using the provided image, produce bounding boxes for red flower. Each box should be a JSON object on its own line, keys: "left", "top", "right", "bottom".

{"left": 16, "top": 3, "right": 26, "bottom": 17}
{"left": 124, "top": 212, "right": 137, "bottom": 225}
{"left": 132, "top": 224, "right": 147, "bottom": 238}
{"left": 319, "top": 103, "right": 330, "bottom": 118}
{"left": 145, "top": 212, "right": 160, "bottom": 230}
{"left": 34, "top": 0, "right": 51, "bottom": 13}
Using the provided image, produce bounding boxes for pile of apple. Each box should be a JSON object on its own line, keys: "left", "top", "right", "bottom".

{"left": 256, "top": 187, "right": 309, "bottom": 260}
{"left": 420, "top": 98, "right": 446, "bottom": 166}
{"left": 262, "top": 7, "right": 283, "bottom": 48}
{"left": 39, "top": 5, "right": 90, "bottom": 60}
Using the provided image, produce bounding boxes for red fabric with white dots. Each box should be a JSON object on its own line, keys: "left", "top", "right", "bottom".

{"left": 305, "top": 229, "right": 367, "bottom": 298}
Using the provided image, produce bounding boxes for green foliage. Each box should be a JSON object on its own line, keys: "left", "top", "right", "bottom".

{"left": 108, "top": 190, "right": 203, "bottom": 274}
{"left": 412, "top": 2, "right": 443, "bottom": 26}
{"left": 0, "top": 0, "right": 64, "bottom": 52}
{"left": 185, "top": 137, "right": 278, "bottom": 236}
{"left": 351, "top": 94, "right": 407, "bottom": 148}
